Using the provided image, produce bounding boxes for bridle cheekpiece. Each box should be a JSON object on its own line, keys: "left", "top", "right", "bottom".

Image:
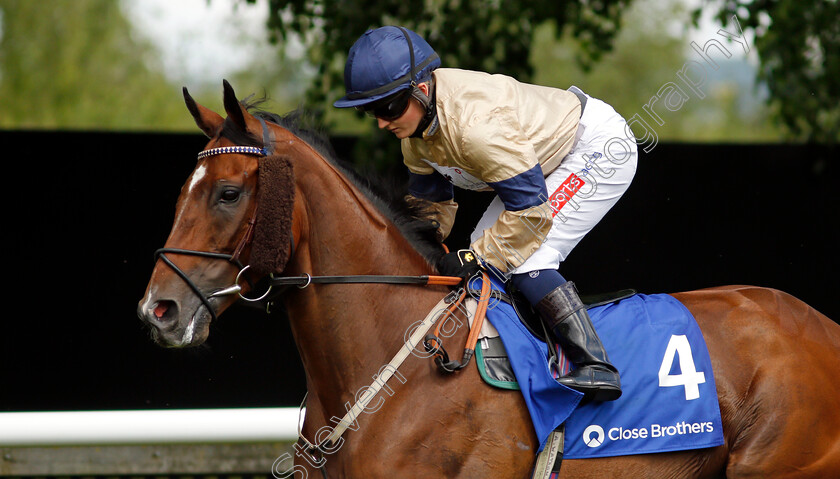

{"left": 155, "top": 118, "right": 275, "bottom": 324}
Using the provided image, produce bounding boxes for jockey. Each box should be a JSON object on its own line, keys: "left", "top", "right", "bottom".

{"left": 334, "top": 26, "right": 638, "bottom": 402}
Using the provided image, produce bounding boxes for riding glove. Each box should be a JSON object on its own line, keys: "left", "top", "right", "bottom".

{"left": 437, "top": 249, "right": 482, "bottom": 284}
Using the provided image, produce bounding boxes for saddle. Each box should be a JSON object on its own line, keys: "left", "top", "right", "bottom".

{"left": 468, "top": 285, "right": 636, "bottom": 390}
{"left": 459, "top": 284, "right": 634, "bottom": 479}
{"left": 461, "top": 284, "right": 724, "bottom": 477}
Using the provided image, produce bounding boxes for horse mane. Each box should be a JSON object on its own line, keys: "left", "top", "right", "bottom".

{"left": 222, "top": 97, "right": 446, "bottom": 266}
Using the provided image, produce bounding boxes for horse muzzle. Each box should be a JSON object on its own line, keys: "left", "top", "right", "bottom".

{"left": 137, "top": 294, "right": 214, "bottom": 348}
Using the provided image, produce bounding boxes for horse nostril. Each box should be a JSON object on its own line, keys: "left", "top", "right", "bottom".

{"left": 154, "top": 302, "right": 169, "bottom": 318}
{"left": 150, "top": 300, "right": 178, "bottom": 324}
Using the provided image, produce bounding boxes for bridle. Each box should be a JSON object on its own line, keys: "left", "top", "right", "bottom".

{"left": 153, "top": 117, "right": 488, "bottom": 478}
{"left": 154, "top": 118, "right": 461, "bottom": 323}
{"left": 153, "top": 118, "right": 275, "bottom": 322}
{"left": 153, "top": 248, "right": 250, "bottom": 323}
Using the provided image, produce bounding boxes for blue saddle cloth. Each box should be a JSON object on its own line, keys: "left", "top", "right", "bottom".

{"left": 475, "top": 275, "right": 724, "bottom": 457}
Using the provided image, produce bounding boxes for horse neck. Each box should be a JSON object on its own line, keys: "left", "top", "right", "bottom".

{"left": 281, "top": 142, "right": 445, "bottom": 412}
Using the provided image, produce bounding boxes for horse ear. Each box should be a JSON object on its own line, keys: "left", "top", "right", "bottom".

{"left": 183, "top": 87, "right": 223, "bottom": 138}
{"left": 222, "top": 79, "right": 249, "bottom": 132}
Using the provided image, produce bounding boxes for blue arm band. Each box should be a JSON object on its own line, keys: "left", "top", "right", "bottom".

{"left": 487, "top": 164, "right": 548, "bottom": 211}
{"left": 408, "top": 170, "right": 454, "bottom": 202}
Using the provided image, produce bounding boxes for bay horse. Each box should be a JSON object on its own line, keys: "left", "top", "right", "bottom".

{"left": 138, "top": 81, "right": 840, "bottom": 478}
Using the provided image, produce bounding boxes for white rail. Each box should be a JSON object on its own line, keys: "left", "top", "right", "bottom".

{"left": 0, "top": 407, "right": 300, "bottom": 446}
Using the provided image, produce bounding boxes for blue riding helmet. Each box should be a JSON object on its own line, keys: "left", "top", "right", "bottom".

{"left": 334, "top": 26, "right": 441, "bottom": 109}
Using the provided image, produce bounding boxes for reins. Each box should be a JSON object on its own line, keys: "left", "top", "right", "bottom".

{"left": 156, "top": 117, "right": 464, "bottom": 307}
{"left": 295, "top": 270, "right": 491, "bottom": 476}
{"left": 268, "top": 273, "right": 461, "bottom": 287}
{"left": 423, "top": 274, "right": 492, "bottom": 372}
{"left": 158, "top": 125, "right": 491, "bottom": 477}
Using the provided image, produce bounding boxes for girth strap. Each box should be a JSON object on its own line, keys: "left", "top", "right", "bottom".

{"left": 532, "top": 426, "right": 565, "bottom": 479}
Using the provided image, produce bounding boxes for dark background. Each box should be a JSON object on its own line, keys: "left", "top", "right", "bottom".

{"left": 1, "top": 130, "right": 836, "bottom": 412}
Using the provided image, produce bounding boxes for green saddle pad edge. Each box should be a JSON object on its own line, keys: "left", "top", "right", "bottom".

{"left": 475, "top": 339, "right": 520, "bottom": 390}
{"left": 473, "top": 288, "right": 637, "bottom": 391}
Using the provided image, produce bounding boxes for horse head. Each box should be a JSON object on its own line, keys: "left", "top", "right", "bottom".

{"left": 137, "top": 81, "right": 295, "bottom": 347}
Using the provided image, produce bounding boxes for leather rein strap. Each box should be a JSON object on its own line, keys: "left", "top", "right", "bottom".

{"left": 157, "top": 119, "right": 462, "bottom": 304}
{"left": 164, "top": 130, "right": 491, "bottom": 477}
{"left": 269, "top": 274, "right": 460, "bottom": 287}
{"left": 423, "top": 274, "right": 491, "bottom": 372}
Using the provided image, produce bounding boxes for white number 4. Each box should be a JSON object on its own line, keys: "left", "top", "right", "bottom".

{"left": 658, "top": 335, "right": 706, "bottom": 400}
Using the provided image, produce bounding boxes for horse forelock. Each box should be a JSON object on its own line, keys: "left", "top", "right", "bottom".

{"left": 219, "top": 116, "right": 263, "bottom": 149}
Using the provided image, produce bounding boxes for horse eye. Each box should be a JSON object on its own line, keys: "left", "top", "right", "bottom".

{"left": 219, "top": 188, "right": 241, "bottom": 204}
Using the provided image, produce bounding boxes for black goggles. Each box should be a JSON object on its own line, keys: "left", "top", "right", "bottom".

{"left": 356, "top": 89, "right": 412, "bottom": 121}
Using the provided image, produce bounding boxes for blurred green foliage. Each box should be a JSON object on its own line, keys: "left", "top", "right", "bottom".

{"left": 253, "top": 0, "right": 837, "bottom": 144}
{"left": 693, "top": 0, "right": 839, "bottom": 143}
{"left": 252, "top": 0, "right": 632, "bottom": 144}
{"left": 257, "top": 0, "right": 630, "bottom": 97}
{"left": 0, "top": 0, "right": 193, "bottom": 130}
{"left": 0, "top": 0, "right": 306, "bottom": 131}
{"left": 1, "top": 0, "right": 834, "bottom": 146}
{"left": 531, "top": 0, "right": 782, "bottom": 142}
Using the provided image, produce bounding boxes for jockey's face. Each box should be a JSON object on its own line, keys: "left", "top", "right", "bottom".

{"left": 376, "top": 83, "right": 429, "bottom": 139}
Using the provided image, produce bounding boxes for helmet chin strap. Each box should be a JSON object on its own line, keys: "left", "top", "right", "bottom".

{"left": 410, "top": 82, "right": 431, "bottom": 109}
{"left": 410, "top": 78, "right": 437, "bottom": 138}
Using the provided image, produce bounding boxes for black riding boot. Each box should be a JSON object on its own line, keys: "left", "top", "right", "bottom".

{"left": 535, "top": 281, "right": 622, "bottom": 402}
